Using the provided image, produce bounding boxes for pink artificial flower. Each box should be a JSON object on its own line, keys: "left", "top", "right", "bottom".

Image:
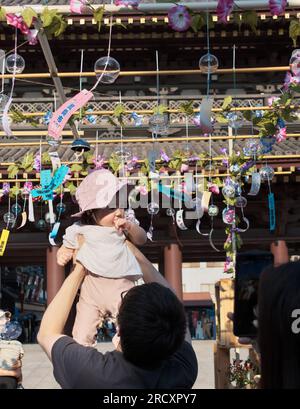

{"left": 267, "top": 96, "right": 280, "bottom": 106}
{"left": 207, "top": 182, "right": 220, "bottom": 194}
{"left": 275, "top": 127, "right": 287, "bottom": 142}
{"left": 70, "top": 0, "right": 90, "bottom": 14}
{"left": 138, "top": 185, "right": 148, "bottom": 196}
{"left": 180, "top": 163, "right": 189, "bottom": 173}
{"left": 217, "top": 0, "right": 234, "bottom": 23}
{"left": 26, "top": 29, "right": 38, "bottom": 46}
{"left": 269, "top": 0, "right": 287, "bottom": 16}
{"left": 6, "top": 14, "right": 30, "bottom": 35}
{"left": 93, "top": 155, "right": 105, "bottom": 169}
{"left": 114, "top": 0, "right": 140, "bottom": 7}
{"left": 168, "top": 5, "right": 192, "bottom": 32}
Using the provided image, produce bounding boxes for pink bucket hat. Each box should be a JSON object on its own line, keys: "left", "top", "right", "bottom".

{"left": 71, "top": 169, "right": 128, "bottom": 217}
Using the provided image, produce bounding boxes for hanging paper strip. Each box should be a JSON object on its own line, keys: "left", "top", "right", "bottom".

{"left": 49, "top": 222, "right": 61, "bottom": 246}
{"left": 17, "top": 212, "right": 27, "bottom": 230}
{"left": 49, "top": 151, "right": 62, "bottom": 172}
{"left": 248, "top": 172, "right": 261, "bottom": 196}
{"left": 209, "top": 228, "right": 220, "bottom": 252}
{"left": 48, "top": 200, "right": 55, "bottom": 225}
{"left": 184, "top": 173, "right": 193, "bottom": 195}
{"left": 0, "top": 229, "right": 10, "bottom": 256}
{"left": 1, "top": 97, "right": 13, "bottom": 137}
{"left": 48, "top": 89, "right": 93, "bottom": 140}
{"left": 201, "top": 191, "right": 212, "bottom": 211}
{"left": 268, "top": 192, "right": 276, "bottom": 231}
{"left": 200, "top": 97, "right": 214, "bottom": 133}
{"left": 28, "top": 194, "right": 35, "bottom": 222}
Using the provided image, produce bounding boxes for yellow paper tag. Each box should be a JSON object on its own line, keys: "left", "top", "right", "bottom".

{"left": 0, "top": 229, "right": 10, "bottom": 256}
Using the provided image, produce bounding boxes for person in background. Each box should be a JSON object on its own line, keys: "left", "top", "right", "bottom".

{"left": 37, "top": 241, "right": 198, "bottom": 389}
{"left": 0, "top": 310, "right": 24, "bottom": 389}
{"left": 258, "top": 261, "right": 300, "bottom": 389}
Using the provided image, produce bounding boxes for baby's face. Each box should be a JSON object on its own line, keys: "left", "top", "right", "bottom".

{"left": 95, "top": 208, "right": 124, "bottom": 226}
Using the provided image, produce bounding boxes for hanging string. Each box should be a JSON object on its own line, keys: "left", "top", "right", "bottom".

{"left": 232, "top": 44, "right": 238, "bottom": 146}
{"left": 79, "top": 49, "right": 84, "bottom": 123}
{"left": 205, "top": 10, "right": 211, "bottom": 98}
{"left": 185, "top": 115, "right": 189, "bottom": 153}
{"left": 90, "top": 14, "right": 114, "bottom": 92}
{"left": 95, "top": 130, "right": 99, "bottom": 159}
{"left": 119, "top": 91, "right": 126, "bottom": 177}
{"left": 7, "top": 196, "right": 11, "bottom": 230}
{"left": 0, "top": 52, "right": 5, "bottom": 94}
{"left": 156, "top": 50, "right": 160, "bottom": 106}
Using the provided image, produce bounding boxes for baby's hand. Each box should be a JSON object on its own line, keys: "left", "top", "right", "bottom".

{"left": 57, "top": 245, "right": 74, "bottom": 266}
{"left": 114, "top": 217, "right": 131, "bottom": 233}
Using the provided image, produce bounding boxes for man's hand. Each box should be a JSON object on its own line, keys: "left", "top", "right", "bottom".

{"left": 57, "top": 246, "right": 74, "bottom": 266}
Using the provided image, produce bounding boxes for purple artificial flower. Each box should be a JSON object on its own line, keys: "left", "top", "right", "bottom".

{"left": 33, "top": 153, "right": 41, "bottom": 172}
{"left": 93, "top": 155, "right": 105, "bottom": 170}
{"left": 283, "top": 71, "right": 300, "bottom": 91}
{"left": 217, "top": 0, "right": 234, "bottom": 23}
{"left": 193, "top": 113, "right": 201, "bottom": 127}
{"left": 168, "top": 5, "right": 192, "bottom": 32}
{"left": 220, "top": 147, "right": 227, "bottom": 155}
{"left": 269, "top": 0, "right": 287, "bottom": 16}
{"left": 3, "top": 183, "right": 10, "bottom": 195}
{"left": 160, "top": 150, "right": 170, "bottom": 163}
{"left": 126, "top": 156, "right": 138, "bottom": 171}
{"left": 189, "top": 155, "right": 200, "bottom": 162}
{"left": 70, "top": 0, "right": 90, "bottom": 14}
{"left": 114, "top": 0, "right": 140, "bottom": 7}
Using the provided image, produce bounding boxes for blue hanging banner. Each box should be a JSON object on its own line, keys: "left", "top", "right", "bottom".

{"left": 158, "top": 182, "right": 191, "bottom": 206}
{"left": 268, "top": 192, "right": 276, "bottom": 231}
{"left": 49, "top": 222, "right": 61, "bottom": 246}
{"left": 32, "top": 165, "right": 69, "bottom": 201}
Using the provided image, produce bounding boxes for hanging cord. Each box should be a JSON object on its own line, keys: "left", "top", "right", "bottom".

{"left": 156, "top": 50, "right": 160, "bottom": 107}
{"left": 90, "top": 14, "right": 114, "bottom": 92}
{"left": 8, "top": 28, "right": 18, "bottom": 102}
{"left": 119, "top": 91, "right": 126, "bottom": 177}
{"left": 205, "top": 10, "right": 211, "bottom": 98}
{"left": 79, "top": 49, "right": 84, "bottom": 122}
{"left": 232, "top": 44, "right": 238, "bottom": 147}
{"left": 0, "top": 52, "right": 5, "bottom": 94}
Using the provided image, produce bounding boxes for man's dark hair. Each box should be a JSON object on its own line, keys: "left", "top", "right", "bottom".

{"left": 258, "top": 261, "right": 300, "bottom": 388}
{"left": 117, "top": 282, "right": 186, "bottom": 369}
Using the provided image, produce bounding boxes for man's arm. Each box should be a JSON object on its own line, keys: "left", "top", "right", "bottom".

{"left": 126, "top": 241, "right": 192, "bottom": 344}
{"left": 125, "top": 223, "right": 147, "bottom": 246}
{"left": 37, "top": 262, "right": 86, "bottom": 360}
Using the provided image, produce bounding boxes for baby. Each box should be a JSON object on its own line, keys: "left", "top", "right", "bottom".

{"left": 57, "top": 169, "right": 147, "bottom": 346}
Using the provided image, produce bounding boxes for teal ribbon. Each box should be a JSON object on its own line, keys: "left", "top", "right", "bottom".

{"left": 268, "top": 192, "right": 276, "bottom": 231}
{"left": 32, "top": 165, "right": 69, "bottom": 201}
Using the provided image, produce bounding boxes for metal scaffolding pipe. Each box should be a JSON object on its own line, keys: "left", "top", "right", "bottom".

{"left": 3, "top": 1, "right": 300, "bottom": 15}
{"left": 0, "top": 66, "right": 290, "bottom": 80}
{"left": 0, "top": 133, "right": 300, "bottom": 147}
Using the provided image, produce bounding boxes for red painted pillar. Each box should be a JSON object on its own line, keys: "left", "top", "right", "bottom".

{"left": 164, "top": 243, "right": 183, "bottom": 300}
{"left": 270, "top": 240, "right": 289, "bottom": 267}
{"left": 46, "top": 246, "right": 65, "bottom": 305}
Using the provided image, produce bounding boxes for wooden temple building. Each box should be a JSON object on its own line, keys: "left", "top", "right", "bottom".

{"left": 0, "top": 1, "right": 299, "bottom": 339}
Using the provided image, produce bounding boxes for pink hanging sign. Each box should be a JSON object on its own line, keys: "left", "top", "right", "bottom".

{"left": 48, "top": 89, "right": 93, "bottom": 140}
